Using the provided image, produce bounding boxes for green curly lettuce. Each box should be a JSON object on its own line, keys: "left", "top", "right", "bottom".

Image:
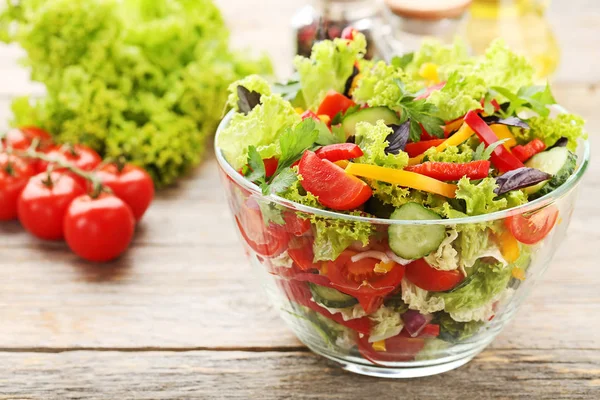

{"left": 293, "top": 33, "right": 367, "bottom": 109}
{"left": 227, "top": 75, "right": 272, "bottom": 110}
{"left": 405, "top": 38, "right": 470, "bottom": 80}
{"left": 354, "top": 121, "right": 409, "bottom": 169}
{"left": 1, "top": 0, "right": 272, "bottom": 187}
{"left": 436, "top": 260, "right": 512, "bottom": 316}
{"left": 456, "top": 177, "right": 508, "bottom": 216}
{"left": 517, "top": 113, "right": 586, "bottom": 152}
{"left": 426, "top": 72, "right": 486, "bottom": 121}
{"left": 218, "top": 94, "right": 301, "bottom": 170}
{"left": 424, "top": 144, "right": 475, "bottom": 163}
{"left": 310, "top": 213, "right": 375, "bottom": 262}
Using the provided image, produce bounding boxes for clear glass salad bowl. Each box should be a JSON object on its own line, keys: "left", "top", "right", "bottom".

{"left": 215, "top": 112, "right": 590, "bottom": 378}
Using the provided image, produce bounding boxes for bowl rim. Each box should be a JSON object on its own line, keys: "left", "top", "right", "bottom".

{"left": 214, "top": 110, "right": 591, "bottom": 226}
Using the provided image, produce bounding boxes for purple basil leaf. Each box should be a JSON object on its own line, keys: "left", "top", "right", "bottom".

{"left": 494, "top": 167, "right": 552, "bottom": 195}
{"left": 237, "top": 86, "right": 262, "bottom": 115}
{"left": 483, "top": 116, "right": 530, "bottom": 130}
{"left": 385, "top": 121, "right": 410, "bottom": 155}
{"left": 549, "top": 137, "right": 569, "bottom": 149}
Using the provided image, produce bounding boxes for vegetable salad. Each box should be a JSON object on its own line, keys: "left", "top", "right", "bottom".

{"left": 217, "top": 33, "right": 586, "bottom": 363}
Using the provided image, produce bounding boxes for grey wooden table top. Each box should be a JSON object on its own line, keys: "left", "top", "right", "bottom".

{"left": 0, "top": 1, "right": 599, "bottom": 399}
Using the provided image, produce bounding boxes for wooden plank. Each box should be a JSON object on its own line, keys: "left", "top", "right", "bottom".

{"left": 0, "top": 349, "right": 597, "bottom": 399}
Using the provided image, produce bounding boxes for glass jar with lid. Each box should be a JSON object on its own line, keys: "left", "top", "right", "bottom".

{"left": 373, "top": 0, "right": 473, "bottom": 61}
{"left": 292, "top": 0, "right": 380, "bottom": 59}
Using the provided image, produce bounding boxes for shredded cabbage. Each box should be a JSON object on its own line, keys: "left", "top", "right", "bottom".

{"left": 401, "top": 278, "right": 446, "bottom": 314}
{"left": 425, "top": 229, "right": 460, "bottom": 271}
{"left": 368, "top": 306, "right": 404, "bottom": 343}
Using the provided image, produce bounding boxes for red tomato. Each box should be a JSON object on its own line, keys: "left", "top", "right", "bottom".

{"left": 18, "top": 172, "right": 85, "bottom": 240}
{"left": 235, "top": 199, "right": 289, "bottom": 257}
{"left": 316, "top": 90, "right": 356, "bottom": 120}
{"left": 0, "top": 154, "right": 36, "bottom": 221}
{"left": 326, "top": 250, "right": 405, "bottom": 313}
{"left": 420, "top": 324, "right": 440, "bottom": 338}
{"left": 315, "top": 143, "right": 363, "bottom": 163}
{"left": 506, "top": 206, "right": 559, "bottom": 245}
{"left": 301, "top": 110, "right": 320, "bottom": 122}
{"left": 358, "top": 333, "right": 426, "bottom": 363}
{"left": 37, "top": 145, "right": 102, "bottom": 187}
{"left": 405, "top": 259, "right": 463, "bottom": 292}
{"left": 404, "top": 139, "right": 445, "bottom": 158}
{"left": 298, "top": 151, "right": 372, "bottom": 211}
{"left": 2, "top": 126, "right": 53, "bottom": 150}
{"left": 64, "top": 193, "right": 135, "bottom": 262}
{"left": 283, "top": 212, "right": 311, "bottom": 236}
{"left": 415, "top": 82, "right": 446, "bottom": 101}
{"left": 288, "top": 236, "right": 319, "bottom": 271}
{"left": 95, "top": 163, "right": 154, "bottom": 221}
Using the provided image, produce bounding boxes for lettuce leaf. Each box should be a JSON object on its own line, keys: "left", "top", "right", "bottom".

{"left": 478, "top": 39, "right": 535, "bottom": 92}
{"left": 436, "top": 260, "right": 512, "bottom": 315}
{"left": 425, "top": 229, "right": 460, "bottom": 271}
{"left": 310, "top": 213, "right": 375, "bottom": 262}
{"left": 456, "top": 177, "right": 508, "bottom": 216}
{"left": 426, "top": 71, "right": 486, "bottom": 121}
{"left": 218, "top": 94, "right": 301, "bottom": 170}
{"left": 368, "top": 305, "right": 404, "bottom": 342}
{"left": 227, "top": 75, "right": 272, "bottom": 110}
{"left": 294, "top": 33, "right": 366, "bottom": 109}
{"left": 354, "top": 121, "right": 409, "bottom": 169}
{"left": 405, "top": 38, "right": 470, "bottom": 80}
{"left": 517, "top": 113, "right": 586, "bottom": 151}
{"left": 423, "top": 144, "right": 475, "bottom": 163}
{"left": 437, "top": 312, "right": 484, "bottom": 342}
{"left": 401, "top": 278, "right": 446, "bottom": 314}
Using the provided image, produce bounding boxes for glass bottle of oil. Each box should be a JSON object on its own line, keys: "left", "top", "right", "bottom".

{"left": 466, "top": 0, "right": 560, "bottom": 79}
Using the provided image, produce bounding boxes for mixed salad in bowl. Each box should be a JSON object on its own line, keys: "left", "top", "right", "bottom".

{"left": 215, "top": 33, "right": 588, "bottom": 376}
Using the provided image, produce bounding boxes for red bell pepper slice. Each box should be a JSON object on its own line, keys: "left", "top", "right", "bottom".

{"left": 419, "top": 324, "right": 440, "bottom": 338}
{"left": 415, "top": 82, "right": 446, "bottom": 100}
{"left": 464, "top": 110, "right": 525, "bottom": 172}
{"left": 511, "top": 139, "right": 546, "bottom": 163}
{"left": 263, "top": 157, "right": 278, "bottom": 178}
{"left": 404, "top": 160, "right": 491, "bottom": 181}
{"left": 316, "top": 90, "right": 356, "bottom": 120}
{"left": 404, "top": 139, "right": 446, "bottom": 158}
{"left": 298, "top": 150, "right": 372, "bottom": 210}
{"left": 315, "top": 143, "right": 363, "bottom": 162}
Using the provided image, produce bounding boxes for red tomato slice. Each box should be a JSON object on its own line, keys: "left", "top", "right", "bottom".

{"left": 298, "top": 151, "right": 372, "bottom": 211}
{"left": 358, "top": 333, "right": 426, "bottom": 363}
{"left": 415, "top": 82, "right": 446, "bottom": 100}
{"left": 235, "top": 199, "right": 289, "bottom": 257}
{"left": 404, "top": 139, "right": 445, "bottom": 158}
{"left": 506, "top": 206, "right": 559, "bottom": 245}
{"left": 283, "top": 212, "right": 311, "bottom": 236}
{"left": 316, "top": 90, "right": 356, "bottom": 120}
{"left": 288, "top": 237, "right": 320, "bottom": 271}
{"left": 326, "top": 250, "right": 405, "bottom": 313}
{"left": 405, "top": 259, "right": 463, "bottom": 292}
{"left": 315, "top": 143, "right": 363, "bottom": 163}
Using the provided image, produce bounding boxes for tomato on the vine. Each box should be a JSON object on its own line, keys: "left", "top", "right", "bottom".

{"left": 18, "top": 172, "right": 85, "bottom": 240}
{"left": 37, "top": 144, "right": 102, "bottom": 186}
{"left": 64, "top": 193, "right": 135, "bottom": 262}
{"left": 95, "top": 163, "right": 154, "bottom": 221}
{"left": 2, "top": 127, "right": 53, "bottom": 150}
{"left": 326, "top": 250, "right": 405, "bottom": 313}
{"left": 0, "top": 154, "right": 36, "bottom": 221}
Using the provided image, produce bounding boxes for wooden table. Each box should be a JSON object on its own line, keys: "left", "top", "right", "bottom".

{"left": 0, "top": 1, "right": 599, "bottom": 398}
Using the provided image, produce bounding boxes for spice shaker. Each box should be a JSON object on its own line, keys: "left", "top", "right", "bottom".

{"left": 292, "top": 0, "right": 380, "bottom": 59}
{"left": 373, "top": 0, "right": 472, "bottom": 61}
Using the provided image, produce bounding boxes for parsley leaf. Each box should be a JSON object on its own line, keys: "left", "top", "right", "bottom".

{"left": 268, "top": 168, "right": 299, "bottom": 195}
{"left": 257, "top": 201, "right": 285, "bottom": 225}
{"left": 491, "top": 83, "right": 556, "bottom": 118}
{"left": 391, "top": 52, "right": 414, "bottom": 69}
{"left": 473, "top": 139, "right": 509, "bottom": 161}
{"left": 394, "top": 79, "right": 445, "bottom": 142}
{"left": 245, "top": 145, "right": 266, "bottom": 183}
{"left": 278, "top": 118, "right": 319, "bottom": 170}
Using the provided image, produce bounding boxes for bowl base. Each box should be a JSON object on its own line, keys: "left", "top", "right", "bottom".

{"left": 312, "top": 348, "right": 476, "bottom": 378}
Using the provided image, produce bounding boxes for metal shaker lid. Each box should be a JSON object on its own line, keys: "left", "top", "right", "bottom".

{"left": 384, "top": 0, "right": 472, "bottom": 20}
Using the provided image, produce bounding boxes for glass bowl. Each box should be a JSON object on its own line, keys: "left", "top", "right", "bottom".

{"left": 215, "top": 111, "right": 590, "bottom": 378}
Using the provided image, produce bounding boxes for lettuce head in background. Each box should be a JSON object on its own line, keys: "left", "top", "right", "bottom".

{"left": 0, "top": 0, "right": 271, "bottom": 187}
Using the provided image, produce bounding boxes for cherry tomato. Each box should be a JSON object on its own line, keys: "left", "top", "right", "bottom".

{"left": 18, "top": 172, "right": 85, "bottom": 240}
{"left": 235, "top": 198, "right": 289, "bottom": 257}
{"left": 288, "top": 236, "right": 319, "bottom": 271}
{"left": 316, "top": 90, "right": 356, "bottom": 120}
{"left": 0, "top": 154, "right": 36, "bottom": 221}
{"left": 326, "top": 250, "right": 405, "bottom": 313}
{"left": 315, "top": 143, "right": 363, "bottom": 163}
{"left": 95, "top": 163, "right": 154, "bottom": 221}
{"left": 358, "top": 332, "right": 426, "bottom": 363}
{"left": 405, "top": 258, "right": 463, "bottom": 292}
{"left": 37, "top": 144, "right": 102, "bottom": 187}
{"left": 2, "top": 126, "right": 53, "bottom": 150}
{"left": 64, "top": 193, "right": 135, "bottom": 262}
{"left": 298, "top": 150, "right": 372, "bottom": 211}
{"left": 506, "top": 206, "right": 559, "bottom": 245}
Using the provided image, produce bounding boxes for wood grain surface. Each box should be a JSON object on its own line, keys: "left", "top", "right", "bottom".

{"left": 0, "top": 0, "right": 599, "bottom": 398}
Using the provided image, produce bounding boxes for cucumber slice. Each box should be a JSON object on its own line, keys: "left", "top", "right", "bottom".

{"left": 342, "top": 106, "right": 400, "bottom": 138}
{"left": 524, "top": 147, "right": 577, "bottom": 198}
{"left": 309, "top": 283, "right": 358, "bottom": 308}
{"left": 388, "top": 203, "right": 446, "bottom": 260}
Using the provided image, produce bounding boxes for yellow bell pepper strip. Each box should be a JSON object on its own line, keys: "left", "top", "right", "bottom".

{"left": 372, "top": 340, "right": 387, "bottom": 352}
{"left": 444, "top": 118, "right": 465, "bottom": 137}
{"left": 490, "top": 124, "right": 517, "bottom": 149}
{"left": 346, "top": 163, "right": 457, "bottom": 198}
{"left": 334, "top": 159, "right": 350, "bottom": 169}
{"left": 495, "top": 230, "right": 520, "bottom": 264}
{"left": 408, "top": 123, "right": 475, "bottom": 165}
{"left": 512, "top": 267, "right": 526, "bottom": 281}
